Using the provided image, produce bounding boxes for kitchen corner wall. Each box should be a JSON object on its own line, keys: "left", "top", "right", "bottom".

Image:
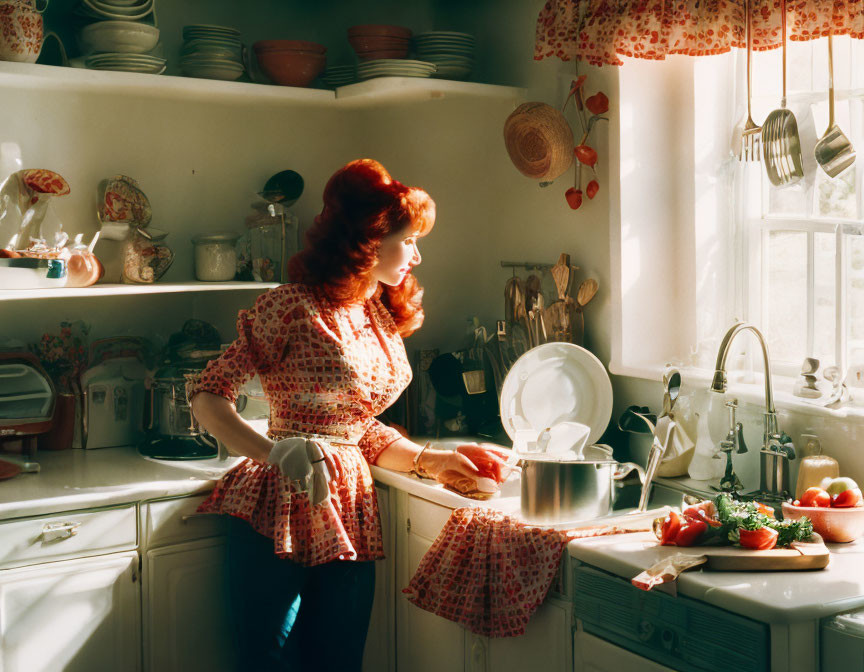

{"left": 1, "top": 0, "right": 654, "bottom": 458}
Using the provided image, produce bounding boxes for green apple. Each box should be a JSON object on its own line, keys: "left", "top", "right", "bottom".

{"left": 820, "top": 476, "right": 860, "bottom": 496}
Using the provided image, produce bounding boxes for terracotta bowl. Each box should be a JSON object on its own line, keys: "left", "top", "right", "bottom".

{"left": 347, "top": 24, "right": 411, "bottom": 39}
{"left": 253, "top": 40, "right": 326, "bottom": 54}
{"left": 254, "top": 50, "right": 326, "bottom": 87}
{"left": 782, "top": 502, "right": 864, "bottom": 543}
{"left": 348, "top": 35, "right": 410, "bottom": 52}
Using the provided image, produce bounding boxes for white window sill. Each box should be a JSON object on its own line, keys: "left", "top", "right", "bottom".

{"left": 610, "top": 360, "right": 864, "bottom": 425}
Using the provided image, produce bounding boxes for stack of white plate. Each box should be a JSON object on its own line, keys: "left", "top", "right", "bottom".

{"left": 75, "top": 0, "right": 155, "bottom": 22}
{"left": 84, "top": 52, "right": 165, "bottom": 74}
{"left": 356, "top": 59, "right": 436, "bottom": 81}
{"left": 320, "top": 64, "right": 356, "bottom": 88}
{"left": 414, "top": 31, "right": 475, "bottom": 81}
{"left": 180, "top": 24, "right": 244, "bottom": 81}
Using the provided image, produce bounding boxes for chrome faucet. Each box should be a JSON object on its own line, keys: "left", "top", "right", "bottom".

{"left": 710, "top": 322, "right": 792, "bottom": 499}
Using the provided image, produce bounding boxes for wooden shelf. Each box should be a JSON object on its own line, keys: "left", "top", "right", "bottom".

{"left": 0, "top": 62, "right": 524, "bottom": 108}
{"left": 0, "top": 281, "right": 279, "bottom": 301}
{"left": 335, "top": 77, "right": 526, "bottom": 106}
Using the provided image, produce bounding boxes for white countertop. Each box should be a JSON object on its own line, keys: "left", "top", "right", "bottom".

{"left": 567, "top": 530, "right": 864, "bottom": 624}
{"left": 0, "top": 446, "right": 243, "bottom": 519}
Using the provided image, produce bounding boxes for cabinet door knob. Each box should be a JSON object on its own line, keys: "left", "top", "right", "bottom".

{"left": 41, "top": 521, "right": 81, "bottom": 541}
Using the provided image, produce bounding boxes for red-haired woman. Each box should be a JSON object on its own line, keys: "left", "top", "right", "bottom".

{"left": 189, "top": 159, "right": 495, "bottom": 671}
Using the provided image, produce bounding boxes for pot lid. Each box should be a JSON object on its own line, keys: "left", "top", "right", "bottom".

{"left": 192, "top": 231, "right": 242, "bottom": 244}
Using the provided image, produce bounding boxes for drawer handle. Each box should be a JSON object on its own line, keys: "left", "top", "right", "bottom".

{"left": 41, "top": 521, "right": 81, "bottom": 542}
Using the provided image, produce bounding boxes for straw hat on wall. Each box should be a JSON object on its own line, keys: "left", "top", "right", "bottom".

{"left": 503, "top": 102, "right": 574, "bottom": 181}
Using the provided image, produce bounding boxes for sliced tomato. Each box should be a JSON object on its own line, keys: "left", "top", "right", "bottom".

{"left": 800, "top": 487, "right": 831, "bottom": 508}
{"left": 739, "top": 526, "right": 779, "bottom": 551}
{"left": 755, "top": 502, "right": 775, "bottom": 518}
{"left": 659, "top": 511, "right": 682, "bottom": 546}
{"left": 682, "top": 501, "right": 721, "bottom": 527}
{"left": 831, "top": 488, "right": 861, "bottom": 508}
{"left": 674, "top": 519, "right": 707, "bottom": 547}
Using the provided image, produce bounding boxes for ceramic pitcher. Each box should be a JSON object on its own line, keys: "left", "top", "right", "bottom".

{"left": 0, "top": 0, "right": 50, "bottom": 64}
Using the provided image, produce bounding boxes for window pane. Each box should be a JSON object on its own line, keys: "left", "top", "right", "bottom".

{"left": 764, "top": 231, "right": 807, "bottom": 364}
{"left": 814, "top": 164, "right": 858, "bottom": 220}
{"left": 847, "top": 235, "right": 864, "bottom": 366}
{"left": 814, "top": 232, "right": 836, "bottom": 364}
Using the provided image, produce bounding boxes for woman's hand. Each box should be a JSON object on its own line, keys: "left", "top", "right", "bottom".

{"left": 418, "top": 448, "right": 481, "bottom": 482}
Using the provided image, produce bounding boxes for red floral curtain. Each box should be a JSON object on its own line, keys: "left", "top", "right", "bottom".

{"left": 535, "top": 0, "right": 864, "bottom": 66}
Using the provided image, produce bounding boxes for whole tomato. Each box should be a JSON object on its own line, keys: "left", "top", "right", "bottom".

{"left": 800, "top": 487, "right": 831, "bottom": 508}
{"left": 832, "top": 488, "right": 861, "bottom": 508}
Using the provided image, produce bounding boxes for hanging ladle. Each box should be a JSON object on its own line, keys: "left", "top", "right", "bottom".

{"left": 814, "top": 33, "right": 856, "bottom": 177}
{"left": 761, "top": 0, "right": 804, "bottom": 186}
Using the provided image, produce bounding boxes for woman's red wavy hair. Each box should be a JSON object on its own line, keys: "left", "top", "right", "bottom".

{"left": 287, "top": 159, "right": 435, "bottom": 337}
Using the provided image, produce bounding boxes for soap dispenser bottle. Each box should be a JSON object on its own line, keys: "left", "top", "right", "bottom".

{"left": 794, "top": 434, "right": 839, "bottom": 499}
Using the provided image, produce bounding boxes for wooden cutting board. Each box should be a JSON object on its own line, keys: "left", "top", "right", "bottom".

{"left": 699, "top": 534, "right": 830, "bottom": 571}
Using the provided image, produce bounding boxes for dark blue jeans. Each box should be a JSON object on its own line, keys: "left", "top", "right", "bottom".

{"left": 227, "top": 517, "right": 376, "bottom": 672}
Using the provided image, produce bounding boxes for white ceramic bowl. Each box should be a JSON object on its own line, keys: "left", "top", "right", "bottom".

{"left": 79, "top": 20, "right": 159, "bottom": 54}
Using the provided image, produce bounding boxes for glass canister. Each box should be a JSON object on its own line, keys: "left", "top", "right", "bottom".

{"left": 243, "top": 202, "right": 299, "bottom": 282}
{"left": 191, "top": 232, "right": 241, "bottom": 282}
{"left": 122, "top": 226, "right": 174, "bottom": 284}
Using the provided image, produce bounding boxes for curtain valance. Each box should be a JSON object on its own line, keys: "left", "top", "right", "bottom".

{"left": 535, "top": 0, "right": 864, "bottom": 66}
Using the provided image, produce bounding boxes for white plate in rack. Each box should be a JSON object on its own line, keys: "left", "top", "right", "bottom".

{"left": 499, "top": 342, "right": 613, "bottom": 448}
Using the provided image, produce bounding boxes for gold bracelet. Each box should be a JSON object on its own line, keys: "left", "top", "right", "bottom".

{"left": 411, "top": 442, "right": 433, "bottom": 479}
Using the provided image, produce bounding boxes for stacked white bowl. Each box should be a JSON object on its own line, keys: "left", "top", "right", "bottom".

{"left": 180, "top": 24, "right": 244, "bottom": 81}
{"left": 356, "top": 59, "right": 436, "bottom": 81}
{"left": 75, "top": 0, "right": 155, "bottom": 22}
{"left": 414, "top": 31, "right": 475, "bottom": 81}
{"left": 76, "top": 0, "right": 165, "bottom": 75}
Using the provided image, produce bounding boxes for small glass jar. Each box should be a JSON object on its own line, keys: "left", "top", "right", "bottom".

{"left": 244, "top": 202, "right": 299, "bottom": 282}
{"left": 191, "top": 232, "right": 241, "bottom": 282}
{"left": 123, "top": 227, "right": 174, "bottom": 284}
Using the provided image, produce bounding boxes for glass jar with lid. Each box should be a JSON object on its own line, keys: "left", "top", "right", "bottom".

{"left": 243, "top": 202, "right": 299, "bottom": 282}
{"left": 191, "top": 232, "right": 241, "bottom": 282}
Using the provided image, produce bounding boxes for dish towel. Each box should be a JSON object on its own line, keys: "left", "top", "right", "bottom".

{"left": 402, "top": 507, "right": 646, "bottom": 638}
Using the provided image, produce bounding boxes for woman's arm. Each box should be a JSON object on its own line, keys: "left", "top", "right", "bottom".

{"left": 190, "top": 392, "right": 273, "bottom": 462}
{"left": 374, "top": 435, "right": 481, "bottom": 481}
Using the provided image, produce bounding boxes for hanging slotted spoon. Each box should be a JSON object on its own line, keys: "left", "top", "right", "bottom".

{"left": 761, "top": 0, "right": 803, "bottom": 186}
{"left": 814, "top": 33, "right": 856, "bottom": 177}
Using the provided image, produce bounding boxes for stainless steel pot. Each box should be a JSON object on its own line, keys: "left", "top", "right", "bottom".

{"left": 520, "top": 448, "right": 645, "bottom": 524}
{"left": 147, "top": 368, "right": 214, "bottom": 447}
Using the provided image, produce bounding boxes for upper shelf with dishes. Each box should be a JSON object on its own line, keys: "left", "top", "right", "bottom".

{"left": 1, "top": 3, "right": 525, "bottom": 107}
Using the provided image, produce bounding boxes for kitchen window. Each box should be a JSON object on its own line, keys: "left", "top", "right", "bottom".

{"left": 610, "top": 37, "right": 864, "bottom": 404}
{"left": 741, "top": 36, "right": 864, "bottom": 378}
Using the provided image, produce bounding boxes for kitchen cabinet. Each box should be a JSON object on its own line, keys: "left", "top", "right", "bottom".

{"left": 0, "top": 551, "right": 141, "bottom": 672}
{"left": 144, "top": 537, "right": 233, "bottom": 672}
{"left": 573, "top": 629, "right": 676, "bottom": 672}
{"left": 141, "top": 495, "right": 233, "bottom": 672}
{"left": 395, "top": 490, "right": 467, "bottom": 672}
{"left": 393, "top": 489, "right": 574, "bottom": 672}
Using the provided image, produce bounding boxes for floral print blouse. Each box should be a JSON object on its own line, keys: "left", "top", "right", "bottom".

{"left": 188, "top": 282, "right": 412, "bottom": 565}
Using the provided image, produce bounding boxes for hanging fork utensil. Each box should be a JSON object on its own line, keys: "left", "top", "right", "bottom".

{"left": 738, "top": 0, "right": 761, "bottom": 162}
